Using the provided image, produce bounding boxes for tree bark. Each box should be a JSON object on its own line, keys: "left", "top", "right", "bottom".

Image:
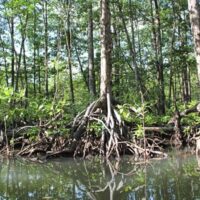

{"left": 129, "top": 0, "right": 141, "bottom": 92}
{"left": 38, "top": 49, "right": 41, "bottom": 94}
{"left": 168, "top": 0, "right": 176, "bottom": 107}
{"left": 112, "top": 4, "right": 120, "bottom": 98}
{"left": 88, "top": 2, "right": 96, "bottom": 98}
{"left": 33, "top": 5, "right": 37, "bottom": 96}
{"left": 10, "top": 17, "right": 15, "bottom": 88}
{"left": 150, "top": 0, "right": 165, "bottom": 114}
{"left": 75, "top": 44, "right": 89, "bottom": 90}
{"left": 66, "top": 0, "right": 75, "bottom": 104}
{"left": 188, "top": 0, "right": 200, "bottom": 86}
{"left": 43, "top": 0, "right": 49, "bottom": 97}
{"left": 117, "top": 0, "right": 143, "bottom": 94}
{"left": 71, "top": 0, "right": 127, "bottom": 158}
{"left": 100, "top": 0, "right": 112, "bottom": 99}
{"left": 0, "top": 36, "right": 9, "bottom": 87}
{"left": 22, "top": 41, "right": 28, "bottom": 98}
{"left": 15, "top": 15, "right": 28, "bottom": 92}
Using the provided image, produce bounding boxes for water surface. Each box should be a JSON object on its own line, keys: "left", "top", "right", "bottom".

{"left": 0, "top": 153, "right": 200, "bottom": 200}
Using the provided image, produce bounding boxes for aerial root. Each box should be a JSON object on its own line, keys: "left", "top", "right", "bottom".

{"left": 0, "top": 97, "right": 182, "bottom": 160}
{"left": 71, "top": 95, "right": 127, "bottom": 158}
{"left": 71, "top": 94, "right": 169, "bottom": 159}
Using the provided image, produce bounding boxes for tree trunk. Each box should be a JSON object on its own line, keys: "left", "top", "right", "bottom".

{"left": 117, "top": 0, "right": 142, "bottom": 94}
{"left": 168, "top": 0, "right": 176, "bottom": 107}
{"left": 0, "top": 36, "right": 9, "bottom": 87}
{"left": 72, "top": 0, "right": 113, "bottom": 139}
{"left": 43, "top": 0, "right": 49, "bottom": 97}
{"left": 128, "top": 0, "right": 141, "bottom": 92}
{"left": 112, "top": 4, "right": 120, "bottom": 98}
{"left": 23, "top": 43, "right": 28, "bottom": 98}
{"left": 38, "top": 49, "right": 41, "bottom": 94}
{"left": 54, "top": 27, "right": 61, "bottom": 99}
{"left": 10, "top": 17, "right": 15, "bottom": 88}
{"left": 15, "top": 15, "right": 28, "bottom": 92}
{"left": 182, "top": 64, "right": 190, "bottom": 103}
{"left": 88, "top": 2, "right": 96, "bottom": 98}
{"left": 100, "top": 0, "right": 112, "bottom": 99}
{"left": 66, "top": 0, "right": 75, "bottom": 104}
{"left": 75, "top": 44, "right": 89, "bottom": 89}
{"left": 150, "top": 0, "right": 165, "bottom": 114}
{"left": 33, "top": 5, "right": 37, "bottom": 96}
{"left": 188, "top": 0, "right": 200, "bottom": 87}
{"left": 72, "top": 0, "right": 126, "bottom": 158}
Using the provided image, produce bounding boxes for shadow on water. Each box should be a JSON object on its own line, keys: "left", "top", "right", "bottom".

{"left": 0, "top": 153, "right": 200, "bottom": 199}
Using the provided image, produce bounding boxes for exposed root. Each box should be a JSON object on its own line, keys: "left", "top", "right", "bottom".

{"left": 2, "top": 101, "right": 199, "bottom": 161}
{"left": 71, "top": 94, "right": 127, "bottom": 158}
{"left": 70, "top": 93, "right": 169, "bottom": 159}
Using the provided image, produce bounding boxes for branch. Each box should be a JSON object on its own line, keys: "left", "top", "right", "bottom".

{"left": 180, "top": 102, "right": 200, "bottom": 117}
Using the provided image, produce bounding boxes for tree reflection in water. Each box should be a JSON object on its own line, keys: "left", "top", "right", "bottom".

{"left": 0, "top": 157, "right": 146, "bottom": 200}
{"left": 0, "top": 154, "right": 199, "bottom": 199}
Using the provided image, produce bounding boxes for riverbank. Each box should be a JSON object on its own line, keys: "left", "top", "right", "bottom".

{"left": 0, "top": 102, "right": 199, "bottom": 161}
{"left": 0, "top": 124, "right": 198, "bottom": 162}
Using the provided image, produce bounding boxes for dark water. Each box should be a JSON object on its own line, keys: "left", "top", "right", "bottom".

{"left": 0, "top": 153, "right": 200, "bottom": 200}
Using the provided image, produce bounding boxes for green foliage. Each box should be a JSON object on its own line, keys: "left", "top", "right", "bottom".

{"left": 27, "top": 127, "right": 40, "bottom": 141}
{"left": 118, "top": 102, "right": 170, "bottom": 124}
{"left": 0, "top": 86, "right": 25, "bottom": 124}
{"left": 0, "top": 85, "right": 74, "bottom": 139}
{"left": 183, "top": 160, "right": 199, "bottom": 177}
{"left": 134, "top": 125, "right": 144, "bottom": 138}
{"left": 169, "top": 100, "right": 200, "bottom": 128}
{"left": 117, "top": 104, "right": 143, "bottom": 123}
{"left": 87, "top": 121, "right": 102, "bottom": 136}
{"left": 182, "top": 113, "right": 200, "bottom": 127}
{"left": 145, "top": 114, "right": 171, "bottom": 126}
{"left": 0, "top": 0, "right": 199, "bottom": 144}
